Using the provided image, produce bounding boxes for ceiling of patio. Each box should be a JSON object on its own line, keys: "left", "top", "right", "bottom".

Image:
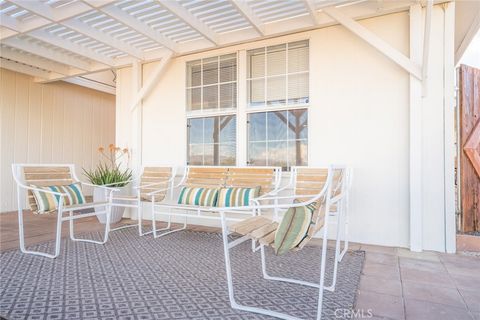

{"left": 0, "top": 0, "right": 428, "bottom": 85}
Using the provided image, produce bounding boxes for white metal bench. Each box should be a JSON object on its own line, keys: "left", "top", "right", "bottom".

{"left": 12, "top": 163, "right": 118, "bottom": 258}
{"left": 150, "top": 166, "right": 282, "bottom": 238}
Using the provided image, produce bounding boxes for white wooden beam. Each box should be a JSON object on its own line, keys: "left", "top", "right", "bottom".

{"left": 158, "top": 0, "right": 218, "bottom": 45}
{"left": 130, "top": 53, "right": 172, "bottom": 112}
{"left": 303, "top": 0, "right": 321, "bottom": 25}
{"left": 455, "top": 8, "right": 480, "bottom": 65}
{"left": 0, "top": 57, "right": 62, "bottom": 79}
{"left": 409, "top": 4, "right": 423, "bottom": 252}
{"left": 422, "top": 0, "right": 433, "bottom": 96}
{"left": 0, "top": 45, "right": 81, "bottom": 76}
{"left": 1, "top": 37, "right": 92, "bottom": 71}
{"left": 63, "top": 76, "right": 116, "bottom": 94}
{"left": 28, "top": 28, "right": 116, "bottom": 67}
{"left": 322, "top": 6, "right": 422, "bottom": 80}
{"left": 229, "top": 0, "right": 266, "bottom": 35}
{"left": 8, "top": 0, "right": 145, "bottom": 60}
{"left": 94, "top": 4, "right": 178, "bottom": 53}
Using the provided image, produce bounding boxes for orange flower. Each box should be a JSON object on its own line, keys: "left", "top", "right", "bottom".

{"left": 109, "top": 144, "right": 115, "bottom": 150}
{"left": 123, "top": 148, "right": 129, "bottom": 153}
{"left": 98, "top": 147, "right": 105, "bottom": 152}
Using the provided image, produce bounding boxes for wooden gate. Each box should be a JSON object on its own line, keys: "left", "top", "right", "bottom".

{"left": 459, "top": 64, "right": 480, "bottom": 232}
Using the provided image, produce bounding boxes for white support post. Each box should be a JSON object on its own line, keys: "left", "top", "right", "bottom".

{"left": 323, "top": 6, "right": 422, "bottom": 80}
{"left": 131, "top": 60, "right": 143, "bottom": 175}
{"left": 422, "top": 0, "right": 433, "bottom": 96}
{"left": 129, "top": 53, "right": 173, "bottom": 112}
{"left": 409, "top": 4, "right": 423, "bottom": 252}
{"left": 237, "top": 50, "right": 248, "bottom": 166}
{"left": 443, "top": 2, "right": 456, "bottom": 253}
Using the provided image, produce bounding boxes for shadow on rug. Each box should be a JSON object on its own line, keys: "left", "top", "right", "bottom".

{"left": 0, "top": 228, "right": 364, "bottom": 320}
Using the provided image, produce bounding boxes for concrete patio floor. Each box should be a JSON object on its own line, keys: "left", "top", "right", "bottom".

{"left": 1, "top": 211, "right": 479, "bottom": 320}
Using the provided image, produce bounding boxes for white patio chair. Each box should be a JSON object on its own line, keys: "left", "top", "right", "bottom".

{"left": 217, "top": 166, "right": 335, "bottom": 320}
{"left": 12, "top": 164, "right": 117, "bottom": 259}
{"left": 108, "top": 166, "right": 176, "bottom": 236}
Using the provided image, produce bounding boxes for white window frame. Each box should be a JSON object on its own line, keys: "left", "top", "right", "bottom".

{"left": 245, "top": 40, "right": 310, "bottom": 170}
{"left": 186, "top": 52, "right": 239, "bottom": 166}
{"left": 246, "top": 40, "right": 310, "bottom": 111}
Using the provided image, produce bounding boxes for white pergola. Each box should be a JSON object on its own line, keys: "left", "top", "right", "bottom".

{"left": 2, "top": 0, "right": 457, "bottom": 253}
{"left": 0, "top": 0, "right": 436, "bottom": 87}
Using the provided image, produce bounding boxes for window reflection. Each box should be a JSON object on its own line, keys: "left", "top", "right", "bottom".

{"left": 188, "top": 115, "right": 237, "bottom": 165}
{"left": 248, "top": 108, "right": 307, "bottom": 170}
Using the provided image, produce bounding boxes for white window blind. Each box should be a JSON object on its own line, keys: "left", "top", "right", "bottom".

{"left": 186, "top": 53, "right": 237, "bottom": 112}
{"left": 247, "top": 40, "right": 309, "bottom": 107}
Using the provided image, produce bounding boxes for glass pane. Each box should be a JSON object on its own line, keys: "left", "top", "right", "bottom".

{"left": 204, "top": 144, "right": 214, "bottom": 165}
{"left": 186, "top": 87, "right": 201, "bottom": 111}
{"left": 267, "top": 44, "right": 286, "bottom": 76}
{"left": 248, "top": 112, "right": 266, "bottom": 142}
{"left": 267, "top": 111, "right": 287, "bottom": 141}
{"left": 188, "top": 118, "right": 203, "bottom": 144}
{"left": 219, "top": 143, "right": 236, "bottom": 165}
{"left": 219, "top": 115, "right": 236, "bottom": 143}
{"left": 220, "top": 54, "right": 236, "bottom": 83}
{"left": 220, "top": 83, "right": 236, "bottom": 109}
{"left": 249, "top": 142, "right": 267, "bottom": 166}
{"left": 288, "top": 109, "right": 308, "bottom": 140}
{"left": 288, "top": 140, "right": 308, "bottom": 167}
{"left": 203, "top": 117, "right": 216, "bottom": 144}
{"left": 188, "top": 144, "right": 203, "bottom": 165}
{"left": 267, "top": 141, "right": 287, "bottom": 168}
{"left": 186, "top": 60, "right": 201, "bottom": 87}
{"left": 266, "top": 76, "right": 286, "bottom": 106}
{"left": 248, "top": 78, "right": 265, "bottom": 107}
{"left": 288, "top": 40, "right": 309, "bottom": 73}
{"left": 288, "top": 73, "right": 309, "bottom": 104}
{"left": 203, "top": 57, "right": 218, "bottom": 85}
{"left": 203, "top": 85, "right": 218, "bottom": 110}
{"left": 247, "top": 48, "right": 265, "bottom": 78}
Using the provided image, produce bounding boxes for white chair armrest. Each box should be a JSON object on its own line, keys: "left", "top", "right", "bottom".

{"left": 20, "top": 184, "right": 67, "bottom": 197}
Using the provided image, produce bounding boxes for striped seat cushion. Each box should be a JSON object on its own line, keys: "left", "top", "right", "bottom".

{"left": 30, "top": 183, "right": 86, "bottom": 214}
{"left": 216, "top": 187, "right": 260, "bottom": 207}
{"left": 177, "top": 187, "right": 219, "bottom": 207}
{"left": 274, "top": 202, "right": 318, "bottom": 256}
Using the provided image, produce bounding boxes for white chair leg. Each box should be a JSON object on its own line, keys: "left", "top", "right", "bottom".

{"left": 153, "top": 214, "right": 187, "bottom": 238}
{"left": 17, "top": 207, "right": 61, "bottom": 259}
{"left": 316, "top": 211, "right": 330, "bottom": 320}
{"left": 69, "top": 206, "right": 110, "bottom": 245}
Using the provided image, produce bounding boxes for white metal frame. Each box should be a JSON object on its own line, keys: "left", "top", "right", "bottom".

{"left": 253, "top": 165, "right": 353, "bottom": 291}
{"left": 106, "top": 166, "right": 177, "bottom": 236}
{"left": 218, "top": 166, "right": 335, "bottom": 320}
{"left": 150, "top": 165, "right": 282, "bottom": 238}
{"left": 11, "top": 163, "right": 117, "bottom": 259}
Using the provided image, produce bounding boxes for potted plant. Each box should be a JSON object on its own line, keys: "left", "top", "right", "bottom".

{"left": 83, "top": 144, "right": 133, "bottom": 224}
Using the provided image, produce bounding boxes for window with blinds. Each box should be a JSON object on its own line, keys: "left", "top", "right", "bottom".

{"left": 186, "top": 53, "right": 237, "bottom": 112}
{"left": 247, "top": 40, "right": 309, "bottom": 108}
{"left": 187, "top": 115, "right": 236, "bottom": 165}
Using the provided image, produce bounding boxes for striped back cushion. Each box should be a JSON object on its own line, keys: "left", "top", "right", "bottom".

{"left": 294, "top": 202, "right": 323, "bottom": 250}
{"left": 177, "top": 187, "right": 219, "bottom": 207}
{"left": 216, "top": 187, "right": 260, "bottom": 207}
{"left": 274, "top": 203, "right": 316, "bottom": 256}
{"left": 30, "top": 183, "right": 86, "bottom": 214}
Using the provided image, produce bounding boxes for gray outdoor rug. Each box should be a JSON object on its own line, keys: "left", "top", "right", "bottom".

{"left": 0, "top": 228, "right": 364, "bottom": 320}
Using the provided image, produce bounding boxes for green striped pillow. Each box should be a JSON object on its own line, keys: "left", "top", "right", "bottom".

{"left": 177, "top": 187, "right": 219, "bottom": 207}
{"left": 31, "top": 183, "right": 86, "bottom": 214}
{"left": 216, "top": 187, "right": 260, "bottom": 207}
{"left": 274, "top": 204, "right": 314, "bottom": 256}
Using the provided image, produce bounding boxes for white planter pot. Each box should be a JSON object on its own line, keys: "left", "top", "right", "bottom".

{"left": 93, "top": 186, "right": 128, "bottom": 224}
